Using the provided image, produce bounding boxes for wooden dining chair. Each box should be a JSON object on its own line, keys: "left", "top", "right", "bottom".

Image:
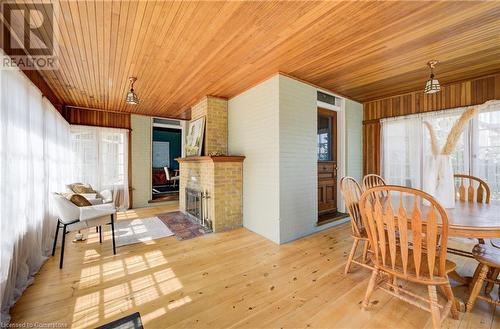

{"left": 360, "top": 185, "right": 459, "bottom": 329}
{"left": 466, "top": 243, "right": 500, "bottom": 311}
{"left": 454, "top": 174, "right": 490, "bottom": 204}
{"left": 362, "top": 174, "right": 387, "bottom": 190}
{"left": 450, "top": 174, "right": 491, "bottom": 252}
{"left": 340, "top": 177, "right": 373, "bottom": 274}
{"left": 362, "top": 174, "right": 387, "bottom": 199}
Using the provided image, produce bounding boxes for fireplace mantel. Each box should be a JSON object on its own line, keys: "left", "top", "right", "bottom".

{"left": 176, "top": 155, "right": 245, "bottom": 163}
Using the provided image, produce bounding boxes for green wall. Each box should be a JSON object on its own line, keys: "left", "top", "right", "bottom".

{"left": 152, "top": 127, "right": 182, "bottom": 170}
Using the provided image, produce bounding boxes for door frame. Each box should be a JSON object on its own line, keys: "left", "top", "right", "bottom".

{"left": 317, "top": 97, "right": 346, "bottom": 213}
{"left": 149, "top": 118, "right": 186, "bottom": 202}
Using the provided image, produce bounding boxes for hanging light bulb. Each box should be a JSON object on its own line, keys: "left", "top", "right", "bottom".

{"left": 126, "top": 77, "right": 139, "bottom": 105}
{"left": 424, "top": 60, "right": 440, "bottom": 94}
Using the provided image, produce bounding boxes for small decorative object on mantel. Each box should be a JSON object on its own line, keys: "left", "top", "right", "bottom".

{"left": 423, "top": 100, "right": 498, "bottom": 208}
{"left": 207, "top": 151, "right": 226, "bottom": 157}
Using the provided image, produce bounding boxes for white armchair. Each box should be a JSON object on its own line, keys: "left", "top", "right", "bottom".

{"left": 51, "top": 193, "right": 117, "bottom": 268}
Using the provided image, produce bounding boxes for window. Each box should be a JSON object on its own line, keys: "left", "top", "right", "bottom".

{"left": 317, "top": 115, "right": 331, "bottom": 160}
{"left": 382, "top": 119, "right": 421, "bottom": 188}
{"left": 70, "top": 126, "right": 129, "bottom": 208}
{"left": 473, "top": 111, "right": 500, "bottom": 199}
{"left": 381, "top": 104, "right": 500, "bottom": 200}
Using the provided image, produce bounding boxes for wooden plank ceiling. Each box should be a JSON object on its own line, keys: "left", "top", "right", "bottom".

{"left": 6, "top": 1, "right": 500, "bottom": 119}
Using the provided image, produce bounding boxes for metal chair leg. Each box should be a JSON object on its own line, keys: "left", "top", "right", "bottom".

{"left": 52, "top": 220, "right": 60, "bottom": 256}
{"left": 99, "top": 225, "right": 102, "bottom": 243}
{"left": 110, "top": 214, "right": 116, "bottom": 255}
{"left": 59, "top": 224, "right": 67, "bottom": 269}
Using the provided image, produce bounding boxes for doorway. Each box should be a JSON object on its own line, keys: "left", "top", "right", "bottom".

{"left": 151, "top": 126, "right": 182, "bottom": 202}
{"left": 317, "top": 107, "right": 338, "bottom": 222}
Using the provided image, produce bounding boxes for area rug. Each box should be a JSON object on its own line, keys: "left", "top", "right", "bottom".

{"left": 158, "top": 211, "right": 210, "bottom": 240}
{"left": 114, "top": 217, "right": 174, "bottom": 247}
{"left": 95, "top": 312, "right": 143, "bottom": 329}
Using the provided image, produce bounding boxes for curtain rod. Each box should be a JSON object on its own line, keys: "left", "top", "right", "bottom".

{"left": 380, "top": 100, "right": 500, "bottom": 123}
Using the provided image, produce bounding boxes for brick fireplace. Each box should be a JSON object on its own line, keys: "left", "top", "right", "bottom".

{"left": 177, "top": 96, "right": 245, "bottom": 232}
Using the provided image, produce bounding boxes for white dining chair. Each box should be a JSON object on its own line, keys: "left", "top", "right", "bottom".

{"left": 51, "top": 193, "right": 117, "bottom": 268}
{"left": 164, "top": 167, "right": 180, "bottom": 187}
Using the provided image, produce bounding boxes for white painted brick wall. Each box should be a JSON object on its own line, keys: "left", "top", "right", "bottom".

{"left": 228, "top": 75, "right": 280, "bottom": 243}
{"left": 278, "top": 75, "right": 317, "bottom": 243}
{"left": 345, "top": 99, "right": 363, "bottom": 182}
{"left": 131, "top": 114, "right": 151, "bottom": 208}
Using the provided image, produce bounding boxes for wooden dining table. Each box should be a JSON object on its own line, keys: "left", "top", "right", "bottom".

{"left": 386, "top": 196, "right": 500, "bottom": 284}
{"left": 444, "top": 200, "right": 500, "bottom": 239}
{"left": 442, "top": 200, "right": 500, "bottom": 285}
{"left": 385, "top": 197, "right": 500, "bottom": 239}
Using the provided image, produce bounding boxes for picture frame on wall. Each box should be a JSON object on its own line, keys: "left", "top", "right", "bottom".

{"left": 186, "top": 116, "right": 205, "bottom": 156}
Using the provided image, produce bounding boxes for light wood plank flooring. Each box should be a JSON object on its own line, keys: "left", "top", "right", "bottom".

{"left": 9, "top": 205, "right": 499, "bottom": 328}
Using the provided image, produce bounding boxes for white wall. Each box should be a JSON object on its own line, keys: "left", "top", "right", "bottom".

{"left": 278, "top": 75, "right": 318, "bottom": 243}
{"left": 229, "top": 74, "right": 363, "bottom": 244}
{"left": 345, "top": 99, "right": 363, "bottom": 182}
{"left": 131, "top": 114, "right": 152, "bottom": 208}
{"left": 228, "top": 75, "right": 281, "bottom": 243}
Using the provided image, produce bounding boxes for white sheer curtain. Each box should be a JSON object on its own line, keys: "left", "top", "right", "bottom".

{"left": 0, "top": 57, "right": 71, "bottom": 322}
{"left": 381, "top": 117, "right": 422, "bottom": 188}
{"left": 381, "top": 103, "right": 500, "bottom": 199}
{"left": 472, "top": 108, "right": 500, "bottom": 200}
{"left": 70, "top": 125, "right": 129, "bottom": 210}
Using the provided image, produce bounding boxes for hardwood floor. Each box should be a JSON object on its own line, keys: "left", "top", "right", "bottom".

{"left": 9, "top": 205, "right": 498, "bottom": 328}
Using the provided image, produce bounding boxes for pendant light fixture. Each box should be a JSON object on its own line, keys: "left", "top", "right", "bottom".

{"left": 424, "top": 60, "right": 440, "bottom": 94}
{"left": 126, "top": 77, "right": 139, "bottom": 105}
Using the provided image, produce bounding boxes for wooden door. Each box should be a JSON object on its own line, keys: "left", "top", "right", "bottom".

{"left": 317, "top": 108, "right": 337, "bottom": 217}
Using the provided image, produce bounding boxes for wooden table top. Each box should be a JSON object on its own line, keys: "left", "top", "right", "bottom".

{"left": 387, "top": 197, "right": 500, "bottom": 239}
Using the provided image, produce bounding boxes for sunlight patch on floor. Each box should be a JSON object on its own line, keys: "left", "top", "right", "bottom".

{"left": 153, "top": 268, "right": 177, "bottom": 282}
{"left": 168, "top": 296, "right": 192, "bottom": 310}
{"left": 145, "top": 250, "right": 168, "bottom": 267}
{"left": 142, "top": 307, "right": 167, "bottom": 322}
{"left": 102, "top": 259, "right": 126, "bottom": 282}
{"left": 72, "top": 292, "right": 100, "bottom": 328}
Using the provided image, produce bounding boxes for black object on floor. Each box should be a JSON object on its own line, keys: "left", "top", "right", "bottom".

{"left": 95, "top": 312, "right": 143, "bottom": 329}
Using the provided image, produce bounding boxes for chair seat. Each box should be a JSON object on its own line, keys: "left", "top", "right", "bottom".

{"left": 379, "top": 249, "right": 456, "bottom": 284}
{"left": 472, "top": 244, "right": 500, "bottom": 268}
{"left": 79, "top": 203, "right": 116, "bottom": 221}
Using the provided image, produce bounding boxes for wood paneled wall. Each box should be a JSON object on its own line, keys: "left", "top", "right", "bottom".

{"left": 362, "top": 73, "right": 500, "bottom": 175}
{"left": 363, "top": 122, "right": 381, "bottom": 176}
{"left": 63, "top": 107, "right": 131, "bottom": 129}
{"left": 23, "top": 70, "right": 63, "bottom": 112}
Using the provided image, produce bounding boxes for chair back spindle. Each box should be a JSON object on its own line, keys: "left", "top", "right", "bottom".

{"left": 362, "top": 174, "right": 387, "bottom": 190}
{"left": 360, "top": 185, "right": 449, "bottom": 282}
{"left": 363, "top": 174, "right": 387, "bottom": 199}
{"left": 454, "top": 174, "right": 490, "bottom": 204}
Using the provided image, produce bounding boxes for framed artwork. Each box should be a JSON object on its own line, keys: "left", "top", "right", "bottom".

{"left": 185, "top": 116, "right": 205, "bottom": 156}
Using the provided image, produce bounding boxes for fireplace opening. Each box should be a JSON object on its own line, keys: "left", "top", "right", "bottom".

{"left": 185, "top": 188, "right": 212, "bottom": 231}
